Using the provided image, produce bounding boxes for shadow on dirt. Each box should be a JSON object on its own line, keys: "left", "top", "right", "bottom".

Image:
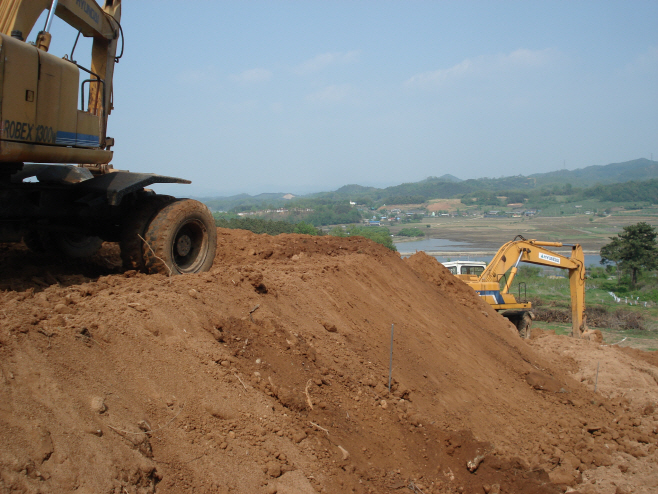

{"left": 0, "top": 242, "right": 124, "bottom": 292}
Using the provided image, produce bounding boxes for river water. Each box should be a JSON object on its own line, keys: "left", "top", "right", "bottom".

{"left": 395, "top": 238, "right": 602, "bottom": 267}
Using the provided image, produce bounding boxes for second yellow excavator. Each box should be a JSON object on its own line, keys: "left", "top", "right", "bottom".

{"left": 452, "top": 235, "right": 587, "bottom": 338}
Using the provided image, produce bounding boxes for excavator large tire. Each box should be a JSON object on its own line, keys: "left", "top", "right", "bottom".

{"left": 502, "top": 310, "right": 534, "bottom": 339}
{"left": 517, "top": 312, "right": 533, "bottom": 339}
{"left": 142, "top": 199, "right": 217, "bottom": 275}
{"left": 119, "top": 194, "right": 176, "bottom": 271}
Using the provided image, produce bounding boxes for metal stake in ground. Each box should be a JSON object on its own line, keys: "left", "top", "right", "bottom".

{"left": 388, "top": 324, "right": 394, "bottom": 394}
{"left": 595, "top": 361, "right": 600, "bottom": 393}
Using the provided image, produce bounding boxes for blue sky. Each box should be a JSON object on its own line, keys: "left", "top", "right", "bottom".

{"left": 43, "top": 1, "right": 657, "bottom": 197}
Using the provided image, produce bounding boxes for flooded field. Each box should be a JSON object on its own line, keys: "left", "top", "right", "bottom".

{"left": 391, "top": 213, "right": 658, "bottom": 267}
{"left": 394, "top": 237, "right": 603, "bottom": 266}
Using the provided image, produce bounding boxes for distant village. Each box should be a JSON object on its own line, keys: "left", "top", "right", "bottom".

{"left": 363, "top": 207, "right": 541, "bottom": 225}
{"left": 235, "top": 199, "right": 554, "bottom": 226}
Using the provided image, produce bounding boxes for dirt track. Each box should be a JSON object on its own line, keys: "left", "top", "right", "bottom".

{"left": 1, "top": 229, "right": 657, "bottom": 493}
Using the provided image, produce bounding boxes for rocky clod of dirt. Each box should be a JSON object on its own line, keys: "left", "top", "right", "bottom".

{"left": 1, "top": 232, "right": 657, "bottom": 493}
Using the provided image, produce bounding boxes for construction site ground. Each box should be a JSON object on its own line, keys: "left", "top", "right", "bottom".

{"left": 1, "top": 228, "right": 657, "bottom": 494}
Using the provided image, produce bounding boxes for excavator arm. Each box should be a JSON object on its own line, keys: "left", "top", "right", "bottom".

{"left": 1, "top": 0, "right": 119, "bottom": 40}
{"left": 463, "top": 236, "right": 586, "bottom": 337}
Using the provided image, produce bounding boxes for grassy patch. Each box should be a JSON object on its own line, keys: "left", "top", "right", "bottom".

{"left": 511, "top": 268, "right": 658, "bottom": 351}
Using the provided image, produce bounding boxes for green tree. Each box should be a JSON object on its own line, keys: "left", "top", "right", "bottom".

{"left": 600, "top": 236, "right": 623, "bottom": 284}
{"left": 293, "top": 221, "right": 322, "bottom": 235}
{"left": 600, "top": 222, "right": 658, "bottom": 286}
{"left": 398, "top": 227, "right": 425, "bottom": 237}
{"left": 329, "top": 225, "right": 396, "bottom": 251}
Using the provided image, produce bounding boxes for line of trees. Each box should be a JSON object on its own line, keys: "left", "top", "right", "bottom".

{"left": 329, "top": 225, "right": 396, "bottom": 251}
{"left": 214, "top": 216, "right": 323, "bottom": 236}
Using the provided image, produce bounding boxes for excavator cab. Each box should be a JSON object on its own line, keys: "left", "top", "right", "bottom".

{"left": 442, "top": 261, "right": 486, "bottom": 281}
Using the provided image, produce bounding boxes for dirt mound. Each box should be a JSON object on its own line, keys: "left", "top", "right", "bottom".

{"left": 528, "top": 330, "right": 658, "bottom": 493}
{"left": 1, "top": 231, "right": 657, "bottom": 493}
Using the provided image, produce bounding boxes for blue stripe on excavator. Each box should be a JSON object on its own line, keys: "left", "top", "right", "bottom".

{"left": 475, "top": 290, "right": 505, "bottom": 304}
{"left": 56, "top": 131, "right": 100, "bottom": 147}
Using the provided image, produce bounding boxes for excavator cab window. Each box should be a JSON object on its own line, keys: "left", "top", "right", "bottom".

{"left": 462, "top": 265, "right": 484, "bottom": 276}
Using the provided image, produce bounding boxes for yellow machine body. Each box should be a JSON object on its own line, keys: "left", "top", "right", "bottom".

{"left": 456, "top": 238, "right": 587, "bottom": 337}
{"left": 0, "top": 0, "right": 120, "bottom": 165}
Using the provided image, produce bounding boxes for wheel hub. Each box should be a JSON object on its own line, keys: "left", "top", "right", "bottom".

{"left": 176, "top": 234, "right": 192, "bottom": 257}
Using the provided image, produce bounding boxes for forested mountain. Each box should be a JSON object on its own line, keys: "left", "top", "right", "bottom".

{"left": 582, "top": 178, "right": 658, "bottom": 203}
{"left": 530, "top": 158, "right": 658, "bottom": 187}
{"left": 201, "top": 158, "right": 658, "bottom": 212}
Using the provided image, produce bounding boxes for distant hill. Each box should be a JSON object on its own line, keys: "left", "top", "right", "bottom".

{"left": 201, "top": 158, "right": 658, "bottom": 211}
{"left": 530, "top": 158, "right": 658, "bottom": 187}
{"left": 333, "top": 184, "right": 379, "bottom": 195}
{"left": 422, "top": 174, "right": 462, "bottom": 183}
{"left": 203, "top": 192, "right": 293, "bottom": 211}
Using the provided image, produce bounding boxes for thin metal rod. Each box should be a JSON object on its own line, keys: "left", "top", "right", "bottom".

{"left": 388, "top": 324, "right": 394, "bottom": 393}
{"left": 70, "top": 31, "right": 81, "bottom": 61}
{"left": 594, "top": 361, "right": 600, "bottom": 392}
{"left": 44, "top": 0, "right": 60, "bottom": 33}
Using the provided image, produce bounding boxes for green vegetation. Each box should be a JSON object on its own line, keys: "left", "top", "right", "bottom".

{"left": 583, "top": 179, "right": 658, "bottom": 203}
{"left": 517, "top": 266, "right": 542, "bottom": 278}
{"left": 510, "top": 265, "right": 658, "bottom": 334}
{"left": 385, "top": 195, "right": 426, "bottom": 205}
{"left": 201, "top": 159, "right": 658, "bottom": 228}
{"left": 205, "top": 159, "right": 658, "bottom": 233}
{"left": 600, "top": 222, "right": 658, "bottom": 286}
{"left": 401, "top": 213, "right": 424, "bottom": 224}
{"left": 328, "top": 225, "right": 396, "bottom": 251}
{"left": 214, "top": 215, "right": 323, "bottom": 236}
{"left": 299, "top": 202, "right": 362, "bottom": 226}
{"left": 398, "top": 227, "right": 425, "bottom": 237}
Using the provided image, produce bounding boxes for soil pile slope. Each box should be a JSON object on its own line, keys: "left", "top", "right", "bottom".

{"left": 0, "top": 231, "right": 657, "bottom": 493}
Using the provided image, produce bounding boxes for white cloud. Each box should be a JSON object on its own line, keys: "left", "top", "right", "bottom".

{"left": 405, "top": 48, "right": 558, "bottom": 88}
{"left": 295, "top": 50, "right": 360, "bottom": 74}
{"left": 305, "top": 84, "right": 354, "bottom": 104}
{"left": 177, "top": 66, "right": 218, "bottom": 84}
{"left": 230, "top": 68, "right": 272, "bottom": 83}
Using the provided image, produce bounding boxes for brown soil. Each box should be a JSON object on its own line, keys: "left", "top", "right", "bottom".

{"left": 426, "top": 200, "right": 463, "bottom": 213}
{"left": 1, "top": 231, "right": 657, "bottom": 494}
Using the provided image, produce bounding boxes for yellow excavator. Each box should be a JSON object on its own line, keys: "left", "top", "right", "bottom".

{"left": 0, "top": 0, "right": 216, "bottom": 274}
{"left": 453, "top": 236, "right": 587, "bottom": 338}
